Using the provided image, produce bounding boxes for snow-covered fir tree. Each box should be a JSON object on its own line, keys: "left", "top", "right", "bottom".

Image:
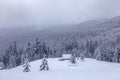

{"left": 23, "top": 58, "right": 30, "bottom": 72}
{"left": 0, "top": 61, "right": 4, "bottom": 70}
{"left": 0, "top": 56, "right": 4, "bottom": 70}
{"left": 85, "top": 40, "right": 96, "bottom": 58}
{"left": 70, "top": 51, "right": 76, "bottom": 64}
{"left": 114, "top": 45, "right": 120, "bottom": 63}
{"left": 25, "top": 42, "right": 33, "bottom": 62}
{"left": 33, "top": 38, "right": 42, "bottom": 60}
{"left": 18, "top": 48, "right": 25, "bottom": 65}
{"left": 42, "top": 42, "right": 48, "bottom": 58}
{"left": 80, "top": 53, "right": 85, "bottom": 61}
{"left": 95, "top": 47, "right": 102, "bottom": 61}
{"left": 40, "top": 55, "right": 49, "bottom": 71}
{"left": 3, "top": 42, "right": 18, "bottom": 68}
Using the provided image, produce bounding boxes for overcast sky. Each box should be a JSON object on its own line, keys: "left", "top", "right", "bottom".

{"left": 0, "top": 0, "right": 120, "bottom": 28}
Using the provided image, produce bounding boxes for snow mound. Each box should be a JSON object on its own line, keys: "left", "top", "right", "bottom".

{"left": 0, "top": 58, "right": 120, "bottom": 80}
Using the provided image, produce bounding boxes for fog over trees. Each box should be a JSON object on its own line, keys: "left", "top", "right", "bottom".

{"left": 0, "top": 0, "right": 120, "bottom": 69}
{"left": 0, "top": 16, "right": 120, "bottom": 69}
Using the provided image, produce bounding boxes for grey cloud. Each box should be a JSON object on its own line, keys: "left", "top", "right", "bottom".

{"left": 0, "top": 0, "right": 120, "bottom": 28}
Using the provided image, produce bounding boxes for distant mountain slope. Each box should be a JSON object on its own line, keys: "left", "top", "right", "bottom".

{"left": 0, "top": 16, "right": 120, "bottom": 55}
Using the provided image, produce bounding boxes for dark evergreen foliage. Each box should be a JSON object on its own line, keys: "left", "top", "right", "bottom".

{"left": 2, "top": 34, "right": 120, "bottom": 69}
{"left": 2, "top": 38, "right": 53, "bottom": 69}
{"left": 23, "top": 58, "right": 30, "bottom": 72}
{"left": 40, "top": 58, "right": 49, "bottom": 71}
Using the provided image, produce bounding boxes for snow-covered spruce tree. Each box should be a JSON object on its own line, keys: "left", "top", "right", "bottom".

{"left": 25, "top": 42, "right": 33, "bottom": 62}
{"left": 42, "top": 42, "right": 49, "bottom": 58}
{"left": 70, "top": 52, "right": 76, "bottom": 64}
{"left": 0, "top": 56, "right": 4, "bottom": 70}
{"left": 15, "top": 47, "right": 24, "bottom": 66}
{"left": 63, "top": 36, "right": 79, "bottom": 54}
{"left": 115, "top": 45, "right": 120, "bottom": 63}
{"left": 18, "top": 48, "right": 25, "bottom": 65}
{"left": 40, "top": 55, "right": 49, "bottom": 71}
{"left": 33, "top": 38, "right": 42, "bottom": 60}
{"left": 0, "top": 61, "right": 4, "bottom": 70}
{"left": 80, "top": 53, "right": 85, "bottom": 61}
{"left": 47, "top": 46, "right": 52, "bottom": 58}
{"left": 86, "top": 40, "right": 99, "bottom": 58}
{"left": 86, "top": 40, "right": 96, "bottom": 58}
{"left": 98, "top": 40, "right": 115, "bottom": 62}
{"left": 23, "top": 58, "right": 30, "bottom": 72}
{"left": 10, "top": 42, "right": 18, "bottom": 67}
{"left": 2, "top": 42, "right": 18, "bottom": 68}
{"left": 113, "top": 47, "right": 118, "bottom": 63}
{"left": 77, "top": 44, "right": 85, "bottom": 60}
{"left": 3, "top": 51, "right": 9, "bottom": 69}
{"left": 95, "top": 47, "right": 102, "bottom": 61}
{"left": 116, "top": 35, "right": 120, "bottom": 44}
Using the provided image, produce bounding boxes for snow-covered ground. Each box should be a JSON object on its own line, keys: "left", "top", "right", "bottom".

{"left": 0, "top": 58, "right": 120, "bottom": 80}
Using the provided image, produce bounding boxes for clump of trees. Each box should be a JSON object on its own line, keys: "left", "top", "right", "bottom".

{"left": 2, "top": 38, "right": 55, "bottom": 69}
{"left": 1, "top": 35, "right": 120, "bottom": 69}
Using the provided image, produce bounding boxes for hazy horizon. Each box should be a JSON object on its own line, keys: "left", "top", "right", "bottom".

{"left": 0, "top": 0, "right": 120, "bottom": 28}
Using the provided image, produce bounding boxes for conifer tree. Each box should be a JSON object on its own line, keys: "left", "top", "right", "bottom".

{"left": 70, "top": 53, "right": 76, "bottom": 64}
{"left": 25, "top": 42, "right": 33, "bottom": 61}
{"left": 23, "top": 58, "right": 30, "bottom": 72}
{"left": 0, "top": 61, "right": 4, "bottom": 70}
{"left": 40, "top": 55, "right": 49, "bottom": 71}
{"left": 33, "top": 38, "right": 42, "bottom": 60}
{"left": 0, "top": 56, "right": 4, "bottom": 70}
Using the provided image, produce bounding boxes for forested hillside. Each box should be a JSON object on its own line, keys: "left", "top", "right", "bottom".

{"left": 1, "top": 16, "right": 120, "bottom": 69}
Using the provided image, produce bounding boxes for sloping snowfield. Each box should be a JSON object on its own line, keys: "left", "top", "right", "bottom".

{"left": 0, "top": 58, "right": 120, "bottom": 80}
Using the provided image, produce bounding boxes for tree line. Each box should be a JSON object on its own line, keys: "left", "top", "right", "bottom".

{"left": 0, "top": 35, "right": 120, "bottom": 69}
{"left": 0, "top": 38, "right": 56, "bottom": 69}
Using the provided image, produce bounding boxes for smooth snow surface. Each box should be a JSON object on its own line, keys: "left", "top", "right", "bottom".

{"left": 0, "top": 58, "right": 120, "bottom": 80}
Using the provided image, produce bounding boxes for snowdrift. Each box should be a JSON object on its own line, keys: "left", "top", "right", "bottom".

{"left": 0, "top": 58, "right": 120, "bottom": 80}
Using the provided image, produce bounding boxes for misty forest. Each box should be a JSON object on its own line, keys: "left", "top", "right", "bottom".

{"left": 0, "top": 16, "right": 120, "bottom": 69}
{"left": 1, "top": 0, "right": 120, "bottom": 80}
